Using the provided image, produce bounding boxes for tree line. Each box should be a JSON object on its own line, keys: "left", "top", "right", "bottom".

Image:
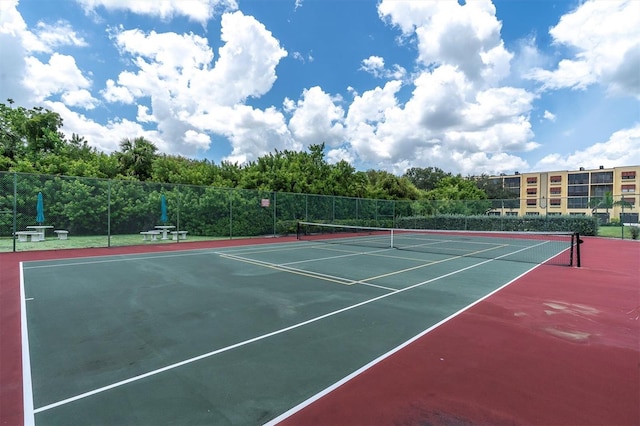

{"left": 0, "top": 100, "right": 511, "bottom": 202}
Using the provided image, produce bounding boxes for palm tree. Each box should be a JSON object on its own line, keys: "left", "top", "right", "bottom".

{"left": 116, "top": 137, "right": 158, "bottom": 180}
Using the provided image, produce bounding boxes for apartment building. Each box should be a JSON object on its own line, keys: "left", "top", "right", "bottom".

{"left": 488, "top": 165, "right": 640, "bottom": 223}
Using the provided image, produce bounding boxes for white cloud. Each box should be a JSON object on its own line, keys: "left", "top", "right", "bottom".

{"left": 101, "top": 11, "right": 287, "bottom": 157}
{"left": 287, "top": 86, "right": 345, "bottom": 148}
{"left": 197, "top": 11, "right": 287, "bottom": 106}
{"left": 0, "top": 1, "right": 29, "bottom": 104}
{"left": 216, "top": 105, "right": 300, "bottom": 164}
{"left": 61, "top": 89, "right": 98, "bottom": 109}
{"left": 360, "top": 55, "right": 406, "bottom": 80}
{"left": 342, "top": 0, "right": 539, "bottom": 175}
{"left": 1, "top": 1, "right": 94, "bottom": 106}
{"left": 184, "top": 130, "right": 211, "bottom": 150}
{"left": 543, "top": 110, "right": 556, "bottom": 122}
{"left": 0, "top": 0, "right": 25, "bottom": 36}
{"left": 360, "top": 56, "right": 385, "bottom": 76}
{"left": 23, "top": 53, "right": 93, "bottom": 102}
{"left": 45, "top": 101, "right": 160, "bottom": 153}
{"left": 24, "top": 20, "right": 88, "bottom": 53}
{"left": 291, "top": 51, "right": 314, "bottom": 64}
{"left": 535, "top": 124, "right": 640, "bottom": 171}
{"left": 339, "top": 55, "right": 539, "bottom": 174}
{"left": 527, "top": 0, "right": 640, "bottom": 97}
{"left": 378, "top": 0, "right": 512, "bottom": 85}
{"left": 102, "top": 79, "right": 135, "bottom": 103}
{"left": 76, "top": 0, "right": 238, "bottom": 24}
{"left": 326, "top": 147, "right": 356, "bottom": 165}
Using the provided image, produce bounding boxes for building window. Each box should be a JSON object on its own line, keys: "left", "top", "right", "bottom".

{"left": 547, "top": 212, "right": 561, "bottom": 216}
{"left": 550, "top": 187, "right": 562, "bottom": 195}
{"left": 527, "top": 188, "right": 537, "bottom": 195}
{"left": 567, "top": 197, "right": 588, "bottom": 209}
{"left": 525, "top": 212, "right": 539, "bottom": 216}
{"left": 505, "top": 211, "right": 518, "bottom": 216}
{"left": 487, "top": 211, "right": 501, "bottom": 216}
{"left": 568, "top": 185, "right": 588, "bottom": 196}
{"left": 568, "top": 173, "right": 589, "bottom": 185}
{"left": 550, "top": 198, "right": 561, "bottom": 207}
{"left": 621, "top": 171, "right": 636, "bottom": 180}
{"left": 526, "top": 199, "right": 536, "bottom": 206}
{"left": 569, "top": 212, "right": 586, "bottom": 216}
{"left": 622, "top": 197, "right": 636, "bottom": 207}
{"left": 526, "top": 177, "right": 537, "bottom": 184}
{"left": 621, "top": 184, "right": 636, "bottom": 193}
{"left": 503, "top": 177, "right": 520, "bottom": 196}
{"left": 591, "top": 171, "right": 613, "bottom": 184}
{"left": 590, "top": 185, "right": 613, "bottom": 197}
{"left": 550, "top": 175, "right": 562, "bottom": 183}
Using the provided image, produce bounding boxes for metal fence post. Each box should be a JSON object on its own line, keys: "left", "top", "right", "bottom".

{"left": 107, "top": 179, "right": 111, "bottom": 247}
{"left": 621, "top": 195, "right": 625, "bottom": 239}
{"left": 12, "top": 172, "right": 17, "bottom": 253}
{"left": 176, "top": 185, "right": 181, "bottom": 243}
{"left": 273, "top": 191, "right": 277, "bottom": 236}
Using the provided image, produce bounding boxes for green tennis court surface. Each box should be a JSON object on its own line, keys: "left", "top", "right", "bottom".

{"left": 22, "top": 234, "right": 573, "bottom": 424}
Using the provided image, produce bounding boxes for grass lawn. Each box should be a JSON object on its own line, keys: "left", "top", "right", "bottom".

{"left": 597, "top": 225, "right": 639, "bottom": 239}
{"left": 0, "top": 233, "right": 224, "bottom": 253}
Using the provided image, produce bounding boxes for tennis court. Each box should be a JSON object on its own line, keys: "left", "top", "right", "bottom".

{"left": 20, "top": 227, "right": 579, "bottom": 424}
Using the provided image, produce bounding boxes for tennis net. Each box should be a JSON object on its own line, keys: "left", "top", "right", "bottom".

{"left": 297, "top": 222, "right": 581, "bottom": 267}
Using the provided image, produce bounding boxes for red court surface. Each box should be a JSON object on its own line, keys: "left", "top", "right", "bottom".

{"left": 2, "top": 237, "right": 639, "bottom": 425}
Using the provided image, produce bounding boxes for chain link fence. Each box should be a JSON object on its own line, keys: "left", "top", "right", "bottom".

{"left": 1, "top": 171, "right": 638, "bottom": 251}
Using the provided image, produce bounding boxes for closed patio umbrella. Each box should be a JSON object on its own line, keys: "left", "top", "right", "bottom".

{"left": 36, "top": 192, "right": 45, "bottom": 224}
{"left": 160, "top": 194, "right": 168, "bottom": 223}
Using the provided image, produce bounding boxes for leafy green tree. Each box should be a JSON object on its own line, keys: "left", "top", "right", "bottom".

{"left": 424, "top": 175, "right": 490, "bottom": 214}
{"left": 116, "top": 137, "right": 158, "bottom": 181}
{"left": 23, "top": 107, "right": 64, "bottom": 156}
{"left": 0, "top": 100, "right": 64, "bottom": 164}
{"left": 0, "top": 99, "right": 26, "bottom": 162}
{"left": 365, "top": 170, "right": 421, "bottom": 200}
{"left": 473, "top": 174, "right": 519, "bottom": 199}
{"left": 403, "top": 167, "right": 452, "bottom": 191}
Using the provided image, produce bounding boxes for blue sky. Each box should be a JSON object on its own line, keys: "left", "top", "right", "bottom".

{"left": 1, "top": 0, "right": 638, "bottom": 175}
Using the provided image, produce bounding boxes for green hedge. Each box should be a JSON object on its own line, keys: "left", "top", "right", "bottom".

{"left": 395, "top": 215, "right": 597, "bottom": 236}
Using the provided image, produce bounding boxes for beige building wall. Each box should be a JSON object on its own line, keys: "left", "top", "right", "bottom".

{"left": 489, "top": 165, "right": 640, "bottom": 223}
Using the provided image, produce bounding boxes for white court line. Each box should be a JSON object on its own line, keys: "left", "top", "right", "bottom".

{"left": 21, "top": 240, "right": 307, "bottom": 270}
{"left": 219, "top": 252, "right": 398, "bottom": 291}
{"left": 218, "top": 252, "right": 356, "bottom": 285}
{"left": 21, "top": 250, "right": 219, "bottom": 270}
{"left": 20, "top": 263, "right": 35, "bottom": 426}
{"left": 31, "top": 240, "right": 550, "bottom": 415}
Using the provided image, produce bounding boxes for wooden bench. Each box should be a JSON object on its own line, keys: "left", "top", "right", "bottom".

{"left": 16, "top": 231, "right": 42, "bottom": 242}
{"left": 171, "top": 231, "right": 188, "bottom": 240}
{"left": 140, "top": 230, "right": 161, "bottom": 241}
{"left": 54, "top": 230, "right": 69, "bottom": 240}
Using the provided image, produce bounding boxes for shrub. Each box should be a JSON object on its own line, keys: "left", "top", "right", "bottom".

{"left": 395, "top": 215, "right": 598, "bottom": 236}
{"left": 630, "top": 226, "right": 639, "bottom": 240}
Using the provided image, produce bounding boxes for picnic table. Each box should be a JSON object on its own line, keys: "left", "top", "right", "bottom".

{"left": 26, "top": 225, "right": 53, "bottom": 241}
{"left": 154, "top": 225, "right": 175, "bottom": 240}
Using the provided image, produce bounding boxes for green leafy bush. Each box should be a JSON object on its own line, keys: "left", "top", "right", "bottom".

{"left": 395, "top": 215, "right": 598, "bottom": 236}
